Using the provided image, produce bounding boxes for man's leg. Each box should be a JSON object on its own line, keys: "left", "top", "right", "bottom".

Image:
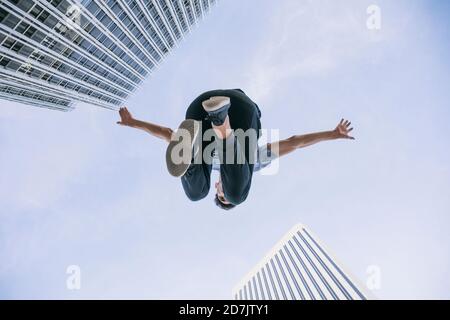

{"left": 180, "top": 97, "right": 214, "bottom": 201}
{"left": 218, "top": 129, "right": 253, "bottom": 205}
{"left": 203, "top": 94, "right": 260, "bottom": 205}
{"left": 181, "top": 162, "right": 212, "bottom": 201}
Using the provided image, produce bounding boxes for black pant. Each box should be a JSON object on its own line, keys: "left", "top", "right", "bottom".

{"left": 181, "top": 89, "right": 262, "bottom": 205}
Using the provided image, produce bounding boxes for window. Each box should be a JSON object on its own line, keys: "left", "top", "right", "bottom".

{"left": 0, "top": 8, "right": 8, "bottom": 23}
{"left": 3, "top": 14, "right": 20, "bottom": 29}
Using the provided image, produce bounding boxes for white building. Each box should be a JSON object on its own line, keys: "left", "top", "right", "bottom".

{"left": 233, "top": 224, "right": 370, "bottom": 300}
{"left": 0, "top": 0, "right": 217, "bottom": 111}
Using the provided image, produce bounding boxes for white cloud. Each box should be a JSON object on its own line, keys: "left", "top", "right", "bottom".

{"left": 243, "top": 0, "right": 389, "bottom": 103}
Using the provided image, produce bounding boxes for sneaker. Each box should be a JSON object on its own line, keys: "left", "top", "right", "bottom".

{"left": 202, "top": 96, "right": 231, "bottom": 126}
{"left": 166, "top": 119, "right": 201, "bottom": 177}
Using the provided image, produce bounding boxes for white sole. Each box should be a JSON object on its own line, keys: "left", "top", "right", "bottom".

{"left": 202, "top": 96, "right": 231, "bottom": 112}
{"left": 166, "top": 119, "right": 200, "bottom": 177}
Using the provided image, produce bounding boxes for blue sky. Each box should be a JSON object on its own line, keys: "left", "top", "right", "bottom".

{"left": 1, "top": 0, "right": 449, "bottom": 299}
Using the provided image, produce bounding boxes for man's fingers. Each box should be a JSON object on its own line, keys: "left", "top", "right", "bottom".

{"left": 347, "top": 127, "right": 354, "bottom": 132}
{"left": 339, "top": 119, "right": 353, "bottom": 127}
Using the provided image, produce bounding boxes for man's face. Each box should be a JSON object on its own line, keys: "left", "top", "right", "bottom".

{"left": 215, "top": 179, "right": 231, "bottom": 205}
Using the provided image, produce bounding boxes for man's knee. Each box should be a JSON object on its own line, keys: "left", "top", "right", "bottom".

{"left": 224, "top": 187, "right": 248, "bottom": 205}
{"left": 185, "top": 187, "right": 209, "bottom": 202}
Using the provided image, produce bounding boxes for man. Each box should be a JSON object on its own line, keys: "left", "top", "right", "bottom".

{"left": 117, "top": 89, "right": 354, "bottom": 210}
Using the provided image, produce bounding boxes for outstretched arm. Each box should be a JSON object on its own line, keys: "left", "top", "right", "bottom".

{"left": 269, "top": 119, "right": 354, "bottom": 158}
{"left": 117, "top": 107, "right": 173, "bottom": 143}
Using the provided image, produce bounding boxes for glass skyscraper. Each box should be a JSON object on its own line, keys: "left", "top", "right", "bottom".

{"left": 233, "top": 224, "right": 370, "bottom": 300}
{"left": 0, "top": 0, "right": 217, "bottom": 111}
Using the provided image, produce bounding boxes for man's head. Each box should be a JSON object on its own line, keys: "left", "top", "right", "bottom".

{"left": 214, "top": 179, "right": 236, "bottom": 210}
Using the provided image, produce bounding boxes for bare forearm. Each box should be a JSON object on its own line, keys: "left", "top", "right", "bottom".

{"left": 270, "top": 119, "right": 355, "bottom": 158}
{"left": 129, "top": 119, "right": 173, "bottom": 143}
{"left": 289, "top": 130, "right": 338, "bottom": 149}
{"left": 273, "top": 131, "right": 338, "bottom": 158}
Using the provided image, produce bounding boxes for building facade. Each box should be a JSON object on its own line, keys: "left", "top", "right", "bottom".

{"left": 232, "top": 224, "right": 370, "bottom": 300}
{"left": 0, "top": 0, "right": 217, "bottom": 111}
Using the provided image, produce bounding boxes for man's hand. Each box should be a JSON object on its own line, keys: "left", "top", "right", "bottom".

{"left": 333, "top": 118, "right": 355, "bottom": 140}
{"left": 117, "top": 107, "right": 136, "bottom": 127}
